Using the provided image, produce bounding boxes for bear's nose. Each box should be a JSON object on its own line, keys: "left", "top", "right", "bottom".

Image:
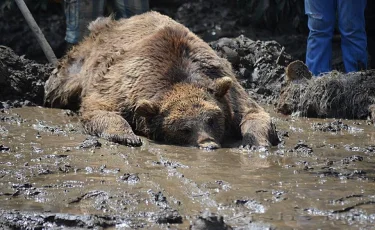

{"left": 199, "top": 141, "right": 220, "bottom": 150}
{"left": 197, "top": 131, "right": 220, "bottom": 149}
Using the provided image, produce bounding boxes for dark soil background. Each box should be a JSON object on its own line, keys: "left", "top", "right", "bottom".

{"left": 0, "top": 0, "right": 374, "bottom": 68}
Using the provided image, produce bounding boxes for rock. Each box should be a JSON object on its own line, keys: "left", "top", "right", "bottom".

{"left": 77, "top": 137, "right": 102, "bottom": 149}
{"left": 289, "top": 142, "right": 313, "bottom": 155}
{"left": 312, "top": 120, "right": 349, "bottom": 132}
{"left": 190, "top": 211, "right": 232, "bottom": 230}
{"left": 155, "top": 208, "right": 183, "bottom": 224}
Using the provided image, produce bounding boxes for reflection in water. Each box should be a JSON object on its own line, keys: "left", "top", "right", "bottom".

{"left": 0, "top": 107, "right": 375, "bottom": 229}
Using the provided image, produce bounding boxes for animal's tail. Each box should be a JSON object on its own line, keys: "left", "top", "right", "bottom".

{"left": 44, "top": 67, "right": 83, "bottom": 110}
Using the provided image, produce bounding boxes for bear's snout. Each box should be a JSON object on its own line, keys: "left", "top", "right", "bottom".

{"left": 197, "top": 131, "right": 220, "bottom": 149}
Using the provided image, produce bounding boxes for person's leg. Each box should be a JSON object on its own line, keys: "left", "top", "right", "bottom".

{"left": 114, "top": 0, "right": 149, "bottom": 18}
{"left": 135, "top": 0, "right": 150, "bottom": 14}
{"left": 79, "top": 0, "right": 107, "bottom": 39}
{"left": 64, "top": 0, "right": 80, "bottom": 45}
{"left": 91, "top": 0, "right": 106, "bottom": 20}
{"left": 65, "top": 0, "right": 107, "bottom": 47}
{"left": 337, "top": 0, "right": 368, "bottom": 72}
{"left": 305, "top": 0, "right": 336, "bottom": 76}
{"left": 77, "top": 0, "right": 95, "bottom": 39}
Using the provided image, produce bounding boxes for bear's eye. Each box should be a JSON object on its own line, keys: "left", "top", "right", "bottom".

{"left": 207, "top": 117, "right": 214, "bottom": 127}
{"left": 180, "top": 127, "right": 191, "bottom": 134}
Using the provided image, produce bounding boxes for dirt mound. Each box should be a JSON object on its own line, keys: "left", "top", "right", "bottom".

{"left": 0, "top": 46, "right": 54, "bottom": 107}
{"left": 276, "top": 70, "right": 375, "bottom": 119}
{"left": 210, "top": 35, "right": 293, "bottom": 104}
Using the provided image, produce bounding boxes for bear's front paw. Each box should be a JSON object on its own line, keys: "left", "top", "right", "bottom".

{"left": 101, "top": 132, "right": 142, "bottom": 147}
{"left": 241, "top": 132, "right": 269, "bottom": 148}
{"left": 240, "top": 119, "right": 280, "bottom": 148}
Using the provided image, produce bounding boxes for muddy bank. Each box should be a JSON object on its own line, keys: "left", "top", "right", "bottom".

{"left": 1, "top": 106, "right": 375, "bottom": 229}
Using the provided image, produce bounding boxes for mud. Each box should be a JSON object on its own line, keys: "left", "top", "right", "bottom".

{"left": 210, "top": 36, "right": 293, "bottom": 105}
{"left": 0, "top": 106, "right": 375, "bottom": 229}
{"left": 0, "top": 46, "right": 54, "bottom": 106}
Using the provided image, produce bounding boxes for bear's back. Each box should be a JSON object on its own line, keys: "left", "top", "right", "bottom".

{"left": 52, "top": 11, "right": 235, "bottom": 111}
{"left": 79, "top": 11, "right": 232, "bottom": 86}
{"left": 86, "top": 11, "right": 181, "bottom": 53}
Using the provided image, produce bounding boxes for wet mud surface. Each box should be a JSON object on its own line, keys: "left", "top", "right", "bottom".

{"left": 1, "top": 1, "right": 375, "bottom": 228}
{"left": 1, "top": 107, "right": 375, "bottom": 229}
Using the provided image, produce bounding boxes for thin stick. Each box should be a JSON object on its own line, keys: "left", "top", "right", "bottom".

{"left": 276, "top": 46, "right": 285, "bottom": 65}
{"left": 14, "top": 0, "right": 58, "bottom": 66}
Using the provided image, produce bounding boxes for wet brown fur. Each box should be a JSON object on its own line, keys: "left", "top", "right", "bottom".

{"left": 285, "top": 60, "right": 312, "bottom": 82}
{"left": 44, "top": 12, "right": 279, "bottom": 148}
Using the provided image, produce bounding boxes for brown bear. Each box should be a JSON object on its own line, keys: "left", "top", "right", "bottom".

{"left": 44, "top": 11, "right": 279, "bottom": 149}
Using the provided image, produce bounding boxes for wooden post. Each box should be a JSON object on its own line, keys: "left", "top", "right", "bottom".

{"left": 14, "top": 0, "right": 58, "bottom": 66}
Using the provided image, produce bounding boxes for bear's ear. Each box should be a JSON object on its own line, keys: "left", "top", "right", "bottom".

{"left": 214, "top": 77, "right": 233, "bottom": 98}
{"left": 135, "top": 99, "right": 160, "bottom": 118}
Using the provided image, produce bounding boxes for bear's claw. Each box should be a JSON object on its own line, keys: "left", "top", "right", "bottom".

{"left": 101, "top": 133, "right": 142, "bottom": 147}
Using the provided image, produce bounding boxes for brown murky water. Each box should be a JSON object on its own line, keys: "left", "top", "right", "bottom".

{"left": 1, "top": 106, "right": 375, "bottom": 229}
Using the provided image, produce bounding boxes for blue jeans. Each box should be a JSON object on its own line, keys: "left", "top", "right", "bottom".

{"left": 64, "top": 0, "right": 149, "bottom": 44}
{"left": 112, "top": 0, "right": 150, "bottom": 19}
{"left": 305, "top": 0, "right": 368, "bottom": 76}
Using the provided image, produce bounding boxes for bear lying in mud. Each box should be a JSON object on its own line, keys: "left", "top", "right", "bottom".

{"left": 44, "top": 11, "right": 279, "bottom": 149}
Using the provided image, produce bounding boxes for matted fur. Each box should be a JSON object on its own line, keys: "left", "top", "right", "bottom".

{"left": 44, "top": 11, "right": 279, "bottom": 148}
{"left": 277, "top": 67, "right": 375, "bottom": 119}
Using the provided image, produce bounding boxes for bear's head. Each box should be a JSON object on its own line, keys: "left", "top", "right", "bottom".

{"left": 136, "top": 77, "right": 233, "bottom": 149}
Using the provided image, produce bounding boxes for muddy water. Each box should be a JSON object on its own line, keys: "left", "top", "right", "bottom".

{"left": 1, "top": 106, "right": 375, "bottom": 229}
